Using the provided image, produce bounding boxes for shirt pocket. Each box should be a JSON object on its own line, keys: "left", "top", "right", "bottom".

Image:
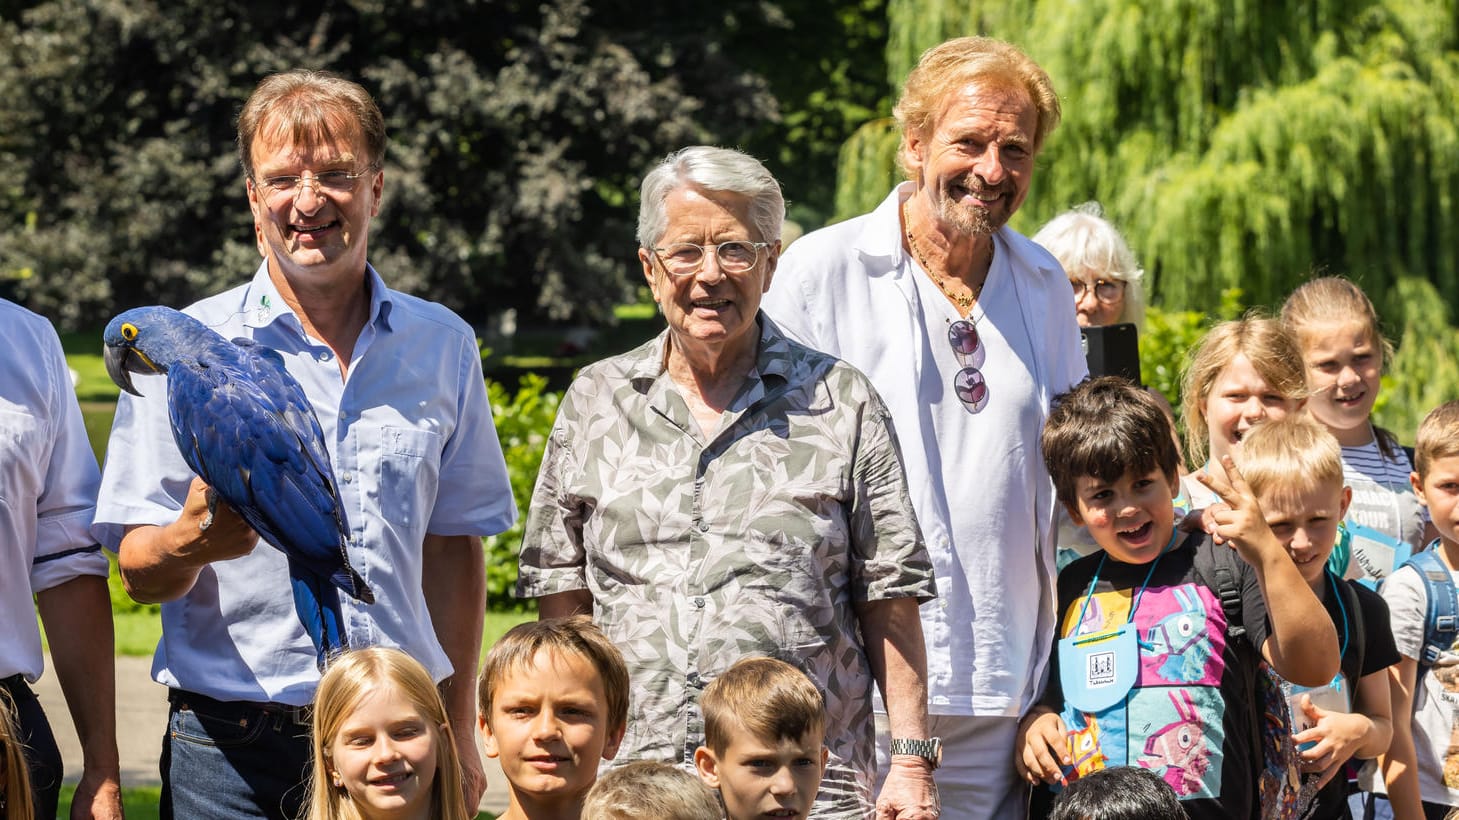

{"left": 377, "top": 426, "right": 442, "bottom": 529}
{"left": 0, "top": 409, "right": 45, "bottom": 506}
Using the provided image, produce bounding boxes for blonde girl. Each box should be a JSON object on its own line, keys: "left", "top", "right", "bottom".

{"left": 1179, "top": 314, "right": 1308, "bottom": 508}
{"left": 1282, "top": 276, "right": 1431, "bottom": 580}
{"left": 307, "top": 647, "right": 470, "bottom": 820}
{"left": 0, "top": 690, "right": 33, "bottom": 820}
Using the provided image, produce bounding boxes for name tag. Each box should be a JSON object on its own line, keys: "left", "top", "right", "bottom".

{"left": 1060, "top": 623, "right": 1139, "bottom": 713}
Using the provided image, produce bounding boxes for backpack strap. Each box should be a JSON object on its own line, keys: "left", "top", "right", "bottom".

{"left": 1400, "top": 545, "right": 1457, "bottom": 673}
{"left": 1333, "top": 575, "right": 1366, "bottom": 683}
{"left": 1191, "top": 532, "right": 1247, "bottom": 639}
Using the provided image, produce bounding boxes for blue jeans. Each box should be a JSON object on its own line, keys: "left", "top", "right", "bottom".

{"left": 4, "top": 675, "right": 62, "bottom": 820}
{"left": 160, "top": 690, "right": 312, "bottom": 820}
{"left": 1356, "top": 792, "right": 1453, "bottom": 820}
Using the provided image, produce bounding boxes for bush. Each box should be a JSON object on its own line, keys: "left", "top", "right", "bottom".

{"left": 482, "top": 373, "right": 562, "bottom": 612}
{"left": 1140, "top": 287, "right": 1246, "bottom": 446}
{"left": 1374, "top": 277, "right": 1459, "bottom": 444}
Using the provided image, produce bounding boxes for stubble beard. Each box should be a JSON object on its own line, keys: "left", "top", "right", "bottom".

{"left": 936, "top": 177, "right": 1010, "bottom": 237}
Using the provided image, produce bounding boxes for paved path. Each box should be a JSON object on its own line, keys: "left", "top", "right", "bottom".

{"left": 34, "top": 653, "right": 509, "bottom": 815}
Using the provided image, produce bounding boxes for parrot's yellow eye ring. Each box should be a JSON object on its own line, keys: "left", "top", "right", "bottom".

{"left": 120, "top": 323, "right": 138, "bottom": 341}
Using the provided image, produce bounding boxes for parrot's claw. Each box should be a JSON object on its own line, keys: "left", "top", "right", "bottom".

{"left": 199, "top": 488, "right": 218, "bottom": 532}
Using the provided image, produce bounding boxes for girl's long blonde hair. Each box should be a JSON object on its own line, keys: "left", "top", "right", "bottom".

{"left": 0, "top": 690, "right": 33, "bottom": 820}
{"left": 306, "top": 647, "right": 469, "bottom": 820}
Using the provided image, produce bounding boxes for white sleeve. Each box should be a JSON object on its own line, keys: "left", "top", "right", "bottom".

{"left": 30, "top": 321, "right": 108, "bottom": 591}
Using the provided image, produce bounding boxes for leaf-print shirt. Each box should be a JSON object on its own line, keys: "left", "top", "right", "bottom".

{"left": 517, "top": 314, "right": 936, "bottom": 817}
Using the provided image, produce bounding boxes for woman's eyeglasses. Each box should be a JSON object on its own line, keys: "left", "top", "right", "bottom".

{"left": 948, "top": 319, "right": 988, "bottom": 412}
{"left": 1070, "top": 277, "right": 1125, "bottom": 304}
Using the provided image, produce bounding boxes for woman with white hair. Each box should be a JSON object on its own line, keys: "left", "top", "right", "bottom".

{"left": 1033, "top": 202, "right": 1146, "bottom": 329}
{"left": 517, "top": 146, "right": 938, "bottom": 819}
{"left": 1037, "top": 203, "right": 1180, "bottom": 570}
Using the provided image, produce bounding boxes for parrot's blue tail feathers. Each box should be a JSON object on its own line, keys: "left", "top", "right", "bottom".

{"left": 290, "top": 568, "right": 349, "bottom": 672}
{"left": 332, "top": 565, "right": 375, "bottom": 605}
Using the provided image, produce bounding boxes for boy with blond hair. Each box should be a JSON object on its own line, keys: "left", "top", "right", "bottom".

{"left": 1239, "top": 415, "right": 1398, "bottom": 818}
{"left": 1375, "top": 400, "right": 1459, "bottom": 818}
{"left": 1019, "top": 377, "right": 1338, "bottom": 819}
{"left": 694, "top": 656, "right": 829, "bottom": 820}
{"left": 478, "top": 616, "right": 629, "bottom": 820}
{"left": 582, "top": 760, "right": 722, "bottom": 820}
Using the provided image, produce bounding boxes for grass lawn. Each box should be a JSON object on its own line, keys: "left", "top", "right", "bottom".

{"left": 59, "top": 784, "right": 498, "bottom": 819}
{"left": 60, "top": 785, "right": 163, "bottom": 818}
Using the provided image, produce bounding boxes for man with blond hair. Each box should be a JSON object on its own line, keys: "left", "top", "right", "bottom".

{"left": 94, "top": 70, "right": 514, "bottom": 820}
{"left": 763, "top": 37, "right": 1086, "bottom": 817}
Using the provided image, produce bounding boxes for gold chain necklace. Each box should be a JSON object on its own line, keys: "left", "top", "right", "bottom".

{"left": 902, "top": 201, "right": 983, "bottom": 311}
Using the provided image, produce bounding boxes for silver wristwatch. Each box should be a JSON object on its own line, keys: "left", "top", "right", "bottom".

{"left": 889, "top": 736, "right": 943, "bottom": 769}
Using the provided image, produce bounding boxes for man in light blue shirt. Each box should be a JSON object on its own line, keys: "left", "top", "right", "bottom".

{"left": 93, "top": 70, "right": 515, "bottom": 820}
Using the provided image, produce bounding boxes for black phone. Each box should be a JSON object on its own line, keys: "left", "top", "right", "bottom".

{"left": 1080, "top": 322, "right": 1142, "bottom": 385}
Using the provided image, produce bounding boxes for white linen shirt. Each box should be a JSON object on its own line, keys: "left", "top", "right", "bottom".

{"left": 0, "top": 299, "right": 109, "bottom": 682}
{"left": 761, "top": 183, "right": 1086, "bottom": 716}
{"left": 93, "top": 262, "right": 516, "bottom": 705}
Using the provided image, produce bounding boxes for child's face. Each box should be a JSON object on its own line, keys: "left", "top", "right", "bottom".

{"left": 328, "top": 682, "right": 442, "bottom": 820}
{"left": 1067, "top": 467, "right": 1180, "bottom": 564}
{"left": 1414, "top": 455, "right": 1459, "bottom": 548}
{"left": 1204, "top": 353, "right": 1301, "bottom": 463}
{"left": 1299, "top": 320, "right": 1382, "bottom": 438}
{"left": 1257, "top": 479, "right": 1351, "bottom": 587}
{"left": 694, "top": 728, "right": 827, "bottom": 820}
{"left": 481, "top": 648, "right": 624, "bottom": 806}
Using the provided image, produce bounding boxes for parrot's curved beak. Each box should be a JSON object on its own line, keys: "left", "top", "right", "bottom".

{"left": 104, "top": 344, "right": 145, "bottom": 397}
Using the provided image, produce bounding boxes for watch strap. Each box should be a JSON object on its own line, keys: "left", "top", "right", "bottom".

{"left": 889, "top": 736, "right": 942, "bottom": 769}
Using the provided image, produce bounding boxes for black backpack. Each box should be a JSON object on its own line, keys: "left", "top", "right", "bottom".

{"left": 1191, "top": 536, "right": 1364, "bottom": 820}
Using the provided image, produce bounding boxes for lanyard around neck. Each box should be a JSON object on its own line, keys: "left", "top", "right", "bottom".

{"left": 1071, "top": 530, "right": 1181, "bottom": 645}
{"left": 1326, "top": 569, "right": 1350, "bottom": 662}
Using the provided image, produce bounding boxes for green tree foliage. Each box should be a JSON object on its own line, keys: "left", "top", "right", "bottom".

{"left": 730, "top": 0, "right": 893, "bottom": 228}
{"left": 1375, "top": 276, "right": 1459, "bottom": 442}
{"left": 0, "top": 0, "right": 883, "bottom": 327}
{"left": 482, "top": 373, "right": 560, "bottom": 611}
{"left": 837, "top": 0, "right": 1459, "bottom": 312}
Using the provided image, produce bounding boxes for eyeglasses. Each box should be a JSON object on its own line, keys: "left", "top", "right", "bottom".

{"left": 252, "top": 168, "right": 378, "bottom": 201}
{"left": 1070, "top": 277, "right": 1125, "bottom": 304}
{"left": 649, "top": 241, "right": 771, "bottom": 277}
{"left": 948, "top": 319, "right": 988, "bottom": 412}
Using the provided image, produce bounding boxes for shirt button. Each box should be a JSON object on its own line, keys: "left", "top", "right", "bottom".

{"left": 692, "top": 597, "right": 705, "bottom": 608}
{"left": 340, "top": 472, "right": 353, "bottom": 484}
{"left": 698, "top": 521, "right": 710, "bottom": 532}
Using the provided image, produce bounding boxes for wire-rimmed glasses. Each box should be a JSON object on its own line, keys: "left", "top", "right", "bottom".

{"left": 948, "top": 319, "right": 988, "bottom": 412}
{"left": 1070, "top": 277, "right": 1125, "bottom": 304}
{"left": 649, "top": 241, "right": 771, "bottom": 277}
{"left": 252, "top": 168, "right": 378, "bottom": 202}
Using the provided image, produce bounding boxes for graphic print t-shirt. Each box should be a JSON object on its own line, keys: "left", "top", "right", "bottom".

{"left": 1040, "top": 536, "right": 1270, "bottom": 820}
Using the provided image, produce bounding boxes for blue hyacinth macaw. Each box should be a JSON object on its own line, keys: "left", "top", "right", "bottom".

{"left": 103, "top": 305, "right": 374, "bottom": 669}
